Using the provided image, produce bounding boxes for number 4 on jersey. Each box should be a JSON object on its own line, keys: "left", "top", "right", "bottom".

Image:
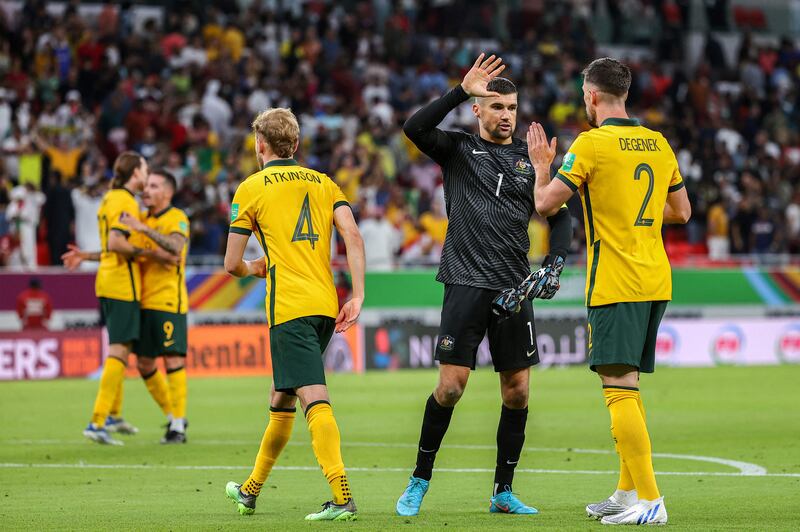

{"left": 292, "top": 193, "right": 319, "bottom": 249}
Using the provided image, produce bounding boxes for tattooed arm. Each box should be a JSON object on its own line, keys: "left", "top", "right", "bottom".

{"left": 119, "top": 212, "right": 186, "bottom": 255}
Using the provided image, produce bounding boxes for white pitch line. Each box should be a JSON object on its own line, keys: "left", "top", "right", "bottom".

{"left": 2, "top": 439, "right": 769, "bottom": 476}
{"left": 0, "top": 462, "right": 799, "bottom": 478}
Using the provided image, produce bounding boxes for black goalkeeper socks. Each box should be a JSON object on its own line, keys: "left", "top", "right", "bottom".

{"left": 412, "top": 394, "right": 455, "bottom": 481}
{"left": 494, "top": 404, "right": 528, "bottom": 495}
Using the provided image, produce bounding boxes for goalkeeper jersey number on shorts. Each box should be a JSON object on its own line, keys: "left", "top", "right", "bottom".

{"left": 139, "top": 206, "right": 190, "bottom": 314}
{"left": 556, "top": 118, "right": 685, "bottom": 307}
{"left": 95, "top": 188, "right": 142, "bottom": 302}
{"left": 229, "top": 158, "right": 349, "bottom": 327}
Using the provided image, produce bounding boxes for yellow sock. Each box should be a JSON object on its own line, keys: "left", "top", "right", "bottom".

{"left": 306, "top": 401, "right": 351, "bottom": 504}
{"left": 166, "top": 366, "right": 187, "bottom": 419}
{"left": 109, "top": 377, "right": 124, "bottom": 418}
{"left": 614, "top": 389, "right": 649, "bottom": 491}
{"left": 604, "top": 386, "right": 660, "bottom": 501}
{"left": 142, "top": 368, "right": 173, "bottom": 417}
{"left": 616, "top": 448, "right": 635, "bottom": 491}
{"left": 241, "top": 407, "right": 296, "bottom": 497}
{"left": 91, "top": 357, "right": 127, "bottom": 427}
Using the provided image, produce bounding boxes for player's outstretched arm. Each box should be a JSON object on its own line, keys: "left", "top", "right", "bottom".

{"left": 333, "top": 205, "right": 365, "bottom": 333}
{"left": 61, "top": 244, "right": 100, "bottom": 271}
{"left": 403, "top": 53, "right": 505, "bottom": 162}
{"left": 223, "top": 233, "right": 265, "bottom": 278}
{"left": 528, "top": 122, "right": 574, "bottom": 217}
{"left": 663, "top": 186, "right": 691, "bottom": 224}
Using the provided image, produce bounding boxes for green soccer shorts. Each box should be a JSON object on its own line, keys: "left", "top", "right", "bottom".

{"left": 100, "top": 297, "right": 140, "bottom": 346}
{"left": 136, "top": 309, "right": 187, "bottom": 358}
{"left": 270, "top": 316, "right": 335, "bottom": 393}
{"left": 587, "top": 301, "right": 668, "bottom": 374}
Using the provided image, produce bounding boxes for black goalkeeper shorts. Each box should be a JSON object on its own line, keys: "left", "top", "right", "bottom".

{"left": 435, "top": 284, "right": 539, "bottom": 372}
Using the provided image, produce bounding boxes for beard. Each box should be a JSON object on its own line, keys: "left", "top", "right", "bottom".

{"left": 489, "top": 122, "right": 514, "bottom": 140}
{"left": 586, "top": 105, "right": 598, "bottom": 128}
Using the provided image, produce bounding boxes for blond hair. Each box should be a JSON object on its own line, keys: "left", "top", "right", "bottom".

{"left": 252, "top": 108, "right": 300, "bottom": 159}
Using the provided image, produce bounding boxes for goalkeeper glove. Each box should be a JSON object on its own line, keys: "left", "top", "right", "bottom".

{"left": 491, "top": 287, "right": 523, "bottom": 318}
{"left": 490, "top": 254, "right": 566, "bottom": 319}
{"left": 529, "top": 254, "right": 566, "bottom": 300}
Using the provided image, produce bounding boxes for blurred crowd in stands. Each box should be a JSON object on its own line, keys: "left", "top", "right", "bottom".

{"left": 2, "top": 0, "right": 800, "bottom": 271}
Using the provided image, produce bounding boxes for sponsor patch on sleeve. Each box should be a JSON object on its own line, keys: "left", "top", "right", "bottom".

{"left": 561, "top": 152, "right": 576, "bottom": 173}
{"left": 230, "top": 203, "right": 239, "bottom": 222}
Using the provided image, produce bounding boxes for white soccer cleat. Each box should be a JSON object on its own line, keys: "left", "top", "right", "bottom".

{"left": 601, "top": 496, "right": 667, "bottom": 526}
{"left": 586, "top": 489, "right": 637, "bottom": 519}
{"left": 83, "top": 423, "right": 124, "bottom": 445}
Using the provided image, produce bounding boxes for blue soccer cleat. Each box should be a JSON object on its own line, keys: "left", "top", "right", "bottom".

{"left": 490, "top": 488, "right": 539, "bottom": 515}
{"left": 396, "top": 476, "right": 429, "bottom": 516}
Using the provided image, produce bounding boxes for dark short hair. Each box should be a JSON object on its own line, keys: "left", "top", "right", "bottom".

{"left": 150, "top": 168, "right": 177, "bottom": 192}
{"left": 112, "top": 151, "right": 144, "bottom": 188}
{"left": 29, "top": 278, "right": 41, "bottom": 289}
{"left": 582, "top": 58, "right": 631, "bottom": 97}
{"left": 486, "top": 77, "right": 517, "bottom": 95}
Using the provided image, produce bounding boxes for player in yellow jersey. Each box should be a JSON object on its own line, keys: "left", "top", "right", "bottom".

{"left": 119, "top": 170, "right": 190, "bottom": 444}
{"left": 223, "top": 108, "right": 365, "bottom": 522}
{"left": 62, "top": 152, "right": 146, "bottom": 444}
{"left": 63, "top": 154, "right": 179, "bottom": 444}
{"left": 521, "top": 58, "right": 691, "bottom": 525}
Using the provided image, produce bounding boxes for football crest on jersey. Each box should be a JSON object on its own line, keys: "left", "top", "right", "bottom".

{"left": 514, "top": 158, "right": 533, "bottom": 176}
{"left": 438, "top": 335, "right": 455, "bottom": 352}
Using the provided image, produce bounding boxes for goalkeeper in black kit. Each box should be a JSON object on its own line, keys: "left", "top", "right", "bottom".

{"left": 395, "top": 53, "right": 572, "bottom": 517}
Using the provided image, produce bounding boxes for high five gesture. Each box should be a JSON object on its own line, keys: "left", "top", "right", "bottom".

{"left": 460, "top": 53, "right": 506, "bottom": 97}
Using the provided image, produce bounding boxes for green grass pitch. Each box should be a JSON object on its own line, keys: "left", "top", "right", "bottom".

{"left": 1, "top": 365, "right": 799, "bottom": 530}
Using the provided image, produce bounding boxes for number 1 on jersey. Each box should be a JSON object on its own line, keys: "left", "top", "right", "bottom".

{"left": 292, "top": 193, "right": 319, "bottom": 249}
{"left": 496, "top": 173, "right": 504, "bottom": 197}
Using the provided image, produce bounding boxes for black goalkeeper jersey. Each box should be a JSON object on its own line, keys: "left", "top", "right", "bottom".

{"left": 403, "top": 85, "right": 570, "bottom": 291}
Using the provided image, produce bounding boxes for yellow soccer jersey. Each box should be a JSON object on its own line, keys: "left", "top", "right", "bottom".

{"left": 139, "top": 206, "right": 190, "bottom": 314}
{"left": 95, "top": 188, "right": 143, "bottom": 302}
{"left": 556, "top": 118, "right": 684, "bottom": 306}
{"left": 229, "top": 158, "right": 349, "bottom": 327}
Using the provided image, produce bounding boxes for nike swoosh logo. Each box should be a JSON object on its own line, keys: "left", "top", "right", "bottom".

{"left": 472, "top": 149, "right": 488, "bottom": 154}
{"left": 527, "top": 349, "right": 537, "bottom": 357}
{"left": 164, "top": 340, "right": 176, "bottom": 347}
{"left": 495, "top": 503, "right": 510, "bottom": 512}
{"left": 506, "top": 460, "right": 518, "bottom": 465}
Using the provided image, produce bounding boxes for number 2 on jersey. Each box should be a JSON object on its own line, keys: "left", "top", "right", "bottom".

{"left": 292, "top": 193, "right": 319, "bottom": 249}
{"left": 633, "top": 163, "right": 655, "bottom": 227}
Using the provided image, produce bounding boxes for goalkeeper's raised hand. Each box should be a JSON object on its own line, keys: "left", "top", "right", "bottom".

{"left": 460, "top": 53, "right": 506, "bottom": 97}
